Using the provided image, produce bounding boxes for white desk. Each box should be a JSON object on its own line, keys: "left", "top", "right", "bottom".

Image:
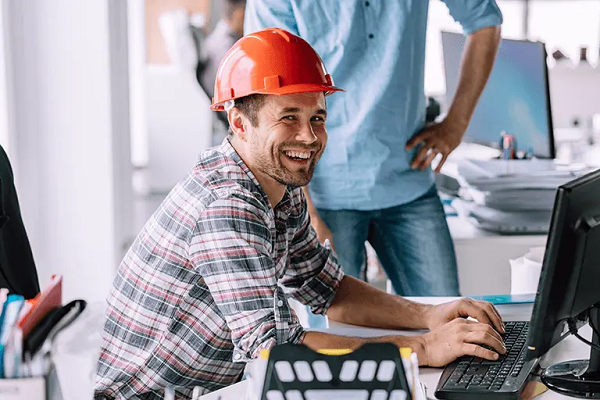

{"left": 200, "top": 297, "right": 592, "bottom": 399}
{"left": 448, "top": 217, "right": 546, "bottom": 296}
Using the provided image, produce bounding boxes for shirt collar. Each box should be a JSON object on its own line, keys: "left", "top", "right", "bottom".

{"left": 219, "top": 138, "right": 293, "bottom": 213}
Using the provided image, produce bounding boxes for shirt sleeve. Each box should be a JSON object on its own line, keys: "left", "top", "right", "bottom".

{"left": 279, "top": 193, "right": 345, "bottom": 316}
{"left": 244, "top": 0, "right": 299, "bottom": 35}
{"left": 189, "top": 191, "right": 305, "bottom": 362}
{"left": 441, "top": 0, "right": 503, "bottom": 35}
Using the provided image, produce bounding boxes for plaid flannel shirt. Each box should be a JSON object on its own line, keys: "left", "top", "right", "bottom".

{"left": 94, "top": 139, "right": 344, "bottom": 399}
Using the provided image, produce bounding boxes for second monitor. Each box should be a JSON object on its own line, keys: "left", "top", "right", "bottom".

{"left": 442, "top": 32, "right": 555, "bottom": 159}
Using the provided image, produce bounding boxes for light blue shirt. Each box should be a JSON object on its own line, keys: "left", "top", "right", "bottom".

{"left": 245, "top": 0, "right": 502, "bottom": 210}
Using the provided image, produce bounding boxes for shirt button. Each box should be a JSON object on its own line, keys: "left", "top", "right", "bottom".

{"left": 277, "top": 300, "right": 284, "bottom": 307}
{"left": 369, "top": 34, "right": 374, "bottom": 39}
{"left": 234, "top": 353, "right": 242, "bottom": 360}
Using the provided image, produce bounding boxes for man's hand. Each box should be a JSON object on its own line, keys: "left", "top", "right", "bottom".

{"left": 423, "top": 298, "right": 505, "bottom": 333}
{"left": 405, "top": 119, "right": 466, "bottom": 172}
{"left": 310, "top": 215, "right": 335, "bottom": 251}
{"left": 417, "top": 318, "right": 506, "bottom": 367}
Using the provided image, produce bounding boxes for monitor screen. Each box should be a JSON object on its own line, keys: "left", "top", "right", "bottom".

{"left": 526, "top": 169, "right": 600, "bottom": 360}
{"left": 442, "top": 32, "right": 554, "bottom": 158}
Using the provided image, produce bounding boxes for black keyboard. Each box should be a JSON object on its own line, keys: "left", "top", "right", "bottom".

{"left": 435, "top": 321, "right": 538, "bottom": 399}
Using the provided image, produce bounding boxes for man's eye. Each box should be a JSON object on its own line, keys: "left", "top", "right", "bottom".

{"left": 283, "top": 115, "right": 296, "bottom": 121}
{"left": 311, "top": 116, "right": 325, "bottom": 122}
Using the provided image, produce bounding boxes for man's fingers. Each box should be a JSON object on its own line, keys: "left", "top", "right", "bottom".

{"left": 458, "top": 299, "right": 493, "bottom": 327}
{"left": 461, "top": 343, "right": 500, "bottom": 361}
{"left": 406, "top": 131, "right": 432, "bottom": 150}
{"left": 476, "top": 300, "right": 505, "bottom": 333}
{"left": 434, "top": 154, "right": 449, "bottom": 173}
{"left": 456, "top": 319, "right": 505, "bottom": 345}
{"left": 410, "top": 144, "right": 433, "bottom": 169}
{"left": 465, "top": 330, "right": 506, "bottom": 355}
{"left": 418, "top": 151, "right": 438, "bottom": 171}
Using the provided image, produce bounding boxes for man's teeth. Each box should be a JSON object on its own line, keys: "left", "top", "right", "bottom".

{"left": 284, "top": 150, "right": 311, "bottom": 159}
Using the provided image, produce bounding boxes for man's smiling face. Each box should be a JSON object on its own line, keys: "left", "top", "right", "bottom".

{"left": 243, "top": 91, "right": 328, "bottom": 188}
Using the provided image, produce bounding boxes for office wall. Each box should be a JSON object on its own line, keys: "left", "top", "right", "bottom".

{"left": 4, "top": 0, "right": 134, "bottom": 303}
{"left": 549, "top": 64, "right": 600, "bottom": 129}
{"left": 0, "top": 1, "right": 11, "bottom": 154}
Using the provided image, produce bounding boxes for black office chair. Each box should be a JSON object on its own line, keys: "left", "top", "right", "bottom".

{"left": 0, "top": 145, "right": 40, "bottom": 299}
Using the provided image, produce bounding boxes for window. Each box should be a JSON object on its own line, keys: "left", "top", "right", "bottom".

{"left": 425, "top": 0, "right": 527, "bottom": 96}
{"left": 528, "top": 0, "right": 600, "bottom": 65}
{"left": 426, "top": 0, "right": 600, "bottom": 96}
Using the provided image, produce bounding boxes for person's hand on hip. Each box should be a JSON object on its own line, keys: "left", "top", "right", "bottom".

{"left": 405, "top": 119, "right": 466, "bottom": 172}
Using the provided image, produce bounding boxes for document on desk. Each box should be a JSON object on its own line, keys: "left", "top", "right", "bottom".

{"left": 470, "top": 294, "right": 535, "bottom": 305}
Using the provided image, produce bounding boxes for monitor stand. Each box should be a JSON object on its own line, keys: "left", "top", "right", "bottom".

{"left": 542, "top": 307, "right": 600, "bottom": 398}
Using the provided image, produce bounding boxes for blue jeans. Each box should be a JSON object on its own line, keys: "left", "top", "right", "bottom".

{"left": 307, "top": 185, "right": 460, "bottom": 327}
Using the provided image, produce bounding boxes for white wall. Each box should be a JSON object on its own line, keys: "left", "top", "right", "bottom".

{"left": 128, "top": 0, "right": 148, "bottom": 168}
{"left": 0, "top": 1, "right": 12, "bottom": 153}
{"left": 549, "top": 64, "right": 600, "bottom": 129}
{"left": 4, "top": 0, "right": 134, "bottom": 303}
{"left": 145, "top": 67, "right": 213, "bottom": 193}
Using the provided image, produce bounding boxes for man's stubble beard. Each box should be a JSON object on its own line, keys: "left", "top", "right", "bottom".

{"left": 252, "top": 141, "right": 322, "bottom": 188}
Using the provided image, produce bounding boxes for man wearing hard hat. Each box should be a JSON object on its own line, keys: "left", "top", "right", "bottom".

{"left": 94, "top": 29, "right": 505, "bottom": 399}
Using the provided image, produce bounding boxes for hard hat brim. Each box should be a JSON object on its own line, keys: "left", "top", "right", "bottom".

{"left": 210, "top": 83, "right": 344, "bottom": 111}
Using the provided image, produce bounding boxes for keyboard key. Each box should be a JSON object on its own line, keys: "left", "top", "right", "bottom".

{"left": 266, "top": 390, "right": 285, "bottom": 400}
{"left": 358, "top": 360, "right": 378, "bottom": 382}
{"left": 340, "top": 360, "right": 359, "bottom": 382}
{"left": 304, "top": 390, "right": 369, "bottom": 400}
{"left": 312, "top": 361, "right": 333, "bottom": 382}
{"left": 275, "top": 361, "right": 295, "bottom": 382}
{"left": 376, "top": 360, "right": 396, "bottom": 382}
{"left": 389, "top": 390, "right": 408, "bottom": 400}
{"left": 370, "top": 390, "right": 388, "bottom": 400}
{"left": 285, "top": 390, "right": 303, "bottom": 400}
{"left": 445, "top": 381, "right": 468, "bottom": 389}
{"left": 469, "top": 384, "right": 490, "bottom": 390}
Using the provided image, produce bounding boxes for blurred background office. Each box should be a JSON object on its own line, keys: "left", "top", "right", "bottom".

{"left": 1, "top": 0, "right": 600, "bottom": 305}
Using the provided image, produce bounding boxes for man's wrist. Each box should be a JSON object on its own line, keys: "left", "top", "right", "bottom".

{"left": 393, "top": 335, "right": 428, "bottom": 366}
{"left": 403, "top": 298, "right": 435, "bottom": 329}
{"left": 443, "top": 113, "right": 469, "bottom": 135}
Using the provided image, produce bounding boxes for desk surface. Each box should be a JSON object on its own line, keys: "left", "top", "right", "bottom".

{"left": 200, "top": 297, "right": 591, "bottom": 399}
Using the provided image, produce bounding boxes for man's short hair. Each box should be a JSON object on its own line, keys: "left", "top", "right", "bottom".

{"left": 227, "top": 94, "right": 267, "bottom": 136}
{"left": 224, "top": 0, "right": 246, "bottom": 20}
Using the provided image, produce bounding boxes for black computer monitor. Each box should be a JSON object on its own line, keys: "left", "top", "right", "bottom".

{"left": 442, "top": 32, "right": 555, "bottom": 159}
{"left": 526, "top": 168, "right": 600, "bottom": 397}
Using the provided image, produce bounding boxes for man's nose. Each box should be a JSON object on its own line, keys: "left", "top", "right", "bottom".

{"left": 295, "top": 121, "right": 318, "bottom": 144}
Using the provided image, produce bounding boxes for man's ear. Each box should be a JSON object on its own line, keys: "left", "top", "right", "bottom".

{"left": 228, "top": 107, "right": 248, "bottom": 142}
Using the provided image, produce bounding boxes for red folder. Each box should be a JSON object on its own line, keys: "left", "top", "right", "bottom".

{"left": 18, "top": 275, "right": 62, "bottom": 338}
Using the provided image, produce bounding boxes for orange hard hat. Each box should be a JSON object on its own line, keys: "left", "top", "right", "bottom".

{"left": 210, "top": 28, "right": 343, "bottom": 111}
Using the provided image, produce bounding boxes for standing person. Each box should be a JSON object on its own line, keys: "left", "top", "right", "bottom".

{"left": 94, "top": 28, "right": 506, "bottom": 399}
{"left": 197, "top": 0, "right": 246, "bottom": 99}
{"left": 245, "top": 1, "right": 502, "bottom": 300}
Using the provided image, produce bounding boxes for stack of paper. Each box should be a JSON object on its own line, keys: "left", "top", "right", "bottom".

{"left": 455, "top": 159, "right": 592, "bottom": 233}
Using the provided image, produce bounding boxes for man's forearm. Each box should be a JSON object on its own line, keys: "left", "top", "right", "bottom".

{"left": 446, "top": 26, "right": 501, "bottom": 129}
{"left": 326, "top": 276, "right": 433, "bottom": 330}
{"left": 301, "top": 331, "right": 425, "bottom": 360}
